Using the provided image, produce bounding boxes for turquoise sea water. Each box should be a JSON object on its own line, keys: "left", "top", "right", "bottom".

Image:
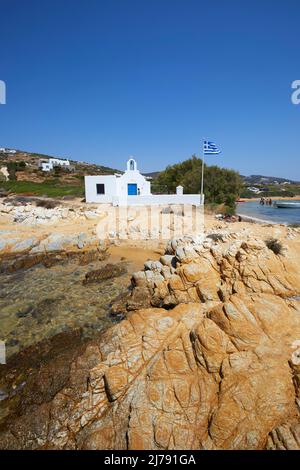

{"left": 237, "top": 200, "right": 300, "bottom": 225}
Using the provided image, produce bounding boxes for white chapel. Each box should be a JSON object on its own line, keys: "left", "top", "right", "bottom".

{"left": 84, "top": 157, "right": 200, "bottom": 206}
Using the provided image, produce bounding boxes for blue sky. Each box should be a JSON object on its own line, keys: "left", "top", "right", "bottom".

{"left": 0, "top": 0, "right": 299, "bottom": 178}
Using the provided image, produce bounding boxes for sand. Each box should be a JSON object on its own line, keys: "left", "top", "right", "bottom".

{"left": 1, "top": 196, "right": 298, "bottom": 270}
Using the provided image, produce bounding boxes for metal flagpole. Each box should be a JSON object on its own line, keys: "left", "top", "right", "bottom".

{"left": 200, "top": 140, "right": 205, "bottom": 205}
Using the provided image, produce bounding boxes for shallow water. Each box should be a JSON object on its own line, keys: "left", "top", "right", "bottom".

{"left": 0, "top": 258, "right": 130, "bottom": 358}
{"left": 237, "top": 200, "right": 300, "bottom": 225}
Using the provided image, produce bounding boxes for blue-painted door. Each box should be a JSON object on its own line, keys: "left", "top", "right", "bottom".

{"left": 127, "top": 183, "right": 137, "bottom": 195}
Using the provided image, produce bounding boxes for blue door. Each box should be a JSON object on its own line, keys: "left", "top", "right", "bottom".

{"left": 127, "top": 183, "right": 137, "bottom": 195}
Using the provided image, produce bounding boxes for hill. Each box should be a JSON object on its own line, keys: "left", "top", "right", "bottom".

{"left": 239, "top": 175, "right": 300, "bottom": 198}
{"left": 145, "top": 169, "right": 300, "bottom": 186}
{"left": 0, "top": 148, "right": 121, "bottom": 198}
{"left": 0, "top": 148, "right": 121, "bottom": 175}
{"left": 242, "top": 174, "right": 300, "bottom": 185}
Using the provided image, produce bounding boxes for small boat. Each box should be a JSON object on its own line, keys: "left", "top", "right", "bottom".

{"left": 275, "top": 201, "right": 300, "bottom": 209}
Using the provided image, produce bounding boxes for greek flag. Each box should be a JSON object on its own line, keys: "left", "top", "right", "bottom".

{"left": 203, "top": 140, "right": 221, "bottom": 155}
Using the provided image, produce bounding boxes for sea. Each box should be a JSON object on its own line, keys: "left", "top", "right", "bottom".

{"left": 237, "top": 200, "right": 300, "bottom": 225}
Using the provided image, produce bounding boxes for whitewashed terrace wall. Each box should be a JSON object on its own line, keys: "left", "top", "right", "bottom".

{"left": 119, "top": 195, "right": 201, "bottom": 206}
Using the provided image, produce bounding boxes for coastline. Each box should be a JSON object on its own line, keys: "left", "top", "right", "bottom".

{"left": 236, "top": 198, "right": 300, "bottom": 226}
{"left": 236, "top": 213, "right": 282, "bottom": 225}
{"left": 239, "top": 195, "right": 300, "bottom": 202}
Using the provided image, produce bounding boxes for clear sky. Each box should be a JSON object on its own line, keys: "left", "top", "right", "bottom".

{"left": 0, "top": 0, "right": 299, "bottom": 178}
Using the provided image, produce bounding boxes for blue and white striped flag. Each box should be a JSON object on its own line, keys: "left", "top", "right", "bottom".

{"left": 203, "top": 140, "right": 221, "bottom": 155}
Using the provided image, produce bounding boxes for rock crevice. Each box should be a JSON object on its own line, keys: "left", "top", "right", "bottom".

{"left": 1, "top": 230, "right": 300, "bottom": 449}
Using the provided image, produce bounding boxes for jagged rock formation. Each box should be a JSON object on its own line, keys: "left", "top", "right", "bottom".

{"left": 1, "top": 230, "right": 300, "bottom": 449}
{"left": 127, "top": 231, "right": 299, "bottom": 311}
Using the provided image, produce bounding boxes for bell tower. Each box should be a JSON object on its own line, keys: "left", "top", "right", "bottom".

{"left": 126, "top": 157, "right": 137, "bottom": 171}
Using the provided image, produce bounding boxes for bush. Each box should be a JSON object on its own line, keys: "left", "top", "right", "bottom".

{"left": 54, "top": 166, "right": 63, "bottom": 176}
{"left": 220, "top": 204, "right": 236, "bottom": 216}
{"left": 153, "top": 155, "right": 243, "bottom": 205}
{"left": 7, "top": 162, "right": 17, "bottom": 181}
{"left": 6, "top": 161, "right": 26, "bottom": 180}
{"left": 265, "top": 238, "right": 284, "bottom": 255}
{"left": 0, "top": 173, "right": 6, "bottom": 182}
{"left": 260, "top": 189, "right": 296, "bottom": 198}
{"left": 35, "top": 199, "right": 57, "bottom": 209}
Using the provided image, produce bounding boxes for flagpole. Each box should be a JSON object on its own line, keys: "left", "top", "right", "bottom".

{"left": 200, "top": 140, "right": 204, "bottom": 205}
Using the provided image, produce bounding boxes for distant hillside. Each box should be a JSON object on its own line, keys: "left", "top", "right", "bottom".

{"left": 0, "top": 148, "right": 121, "bottom": 198}
{"left": 143, "top": 171, "right": 160, "bottom": 179}
{"left": 145, "top": 170, "right": 300, "bottom": 186}
{"left": 242, "top": 174, "right": 300, "bottom": 185}
{"left": 0, "top": 148, "right": 121, "bottom": 175}
{"left": 144, "top": 166, "right": 300, "bottom": 200}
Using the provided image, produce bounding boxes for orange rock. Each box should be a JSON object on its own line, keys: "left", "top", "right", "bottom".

{"left": 1, "top": 231, "right": 300, "bottom": 450}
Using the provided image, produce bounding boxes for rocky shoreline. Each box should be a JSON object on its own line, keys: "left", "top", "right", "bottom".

{"left": 0, "top": 219, "right": 300, "bottom": 450}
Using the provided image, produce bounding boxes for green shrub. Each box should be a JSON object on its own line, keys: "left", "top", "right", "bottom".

{"left": 7, "top": 162, "right": 17, "bottom": 181}
{"left": 153, "top": 155, "right": 243, "bottom": 205}
{"left": 36, "top": 199, "right": 57, "bottom": 209}
{"left": 220, "top": 204, "right": 236, "bottom": 216}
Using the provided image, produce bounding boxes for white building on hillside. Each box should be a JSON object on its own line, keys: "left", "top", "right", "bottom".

{"left": 39, "top": 158, "right": 70, "bottom": 171}
{"left": 247, "top": 186, "right": 261, "bottom": 194}
{"left": 0, "top": 148, "right": 17, "bottom": 154}
{"left": 85, "top": 157, "right": 201, "bottom": 206}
